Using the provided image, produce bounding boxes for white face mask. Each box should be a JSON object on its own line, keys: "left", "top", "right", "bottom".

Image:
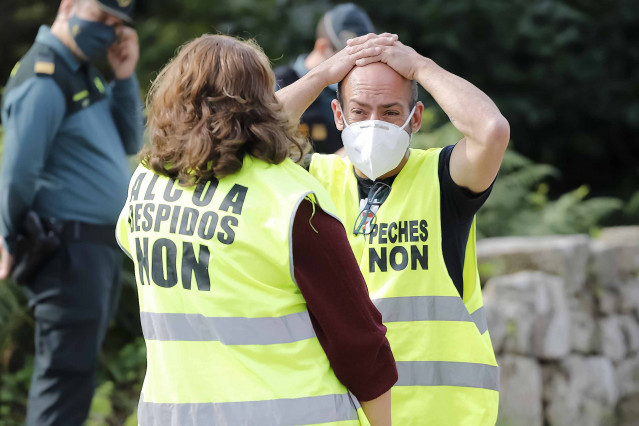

{"left": 340, "top": 105, "right": 416, "bottom": 180}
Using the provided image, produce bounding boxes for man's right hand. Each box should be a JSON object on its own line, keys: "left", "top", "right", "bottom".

{"left": 346, "top": 38, "right": 427, "bottom": 82}
{"left": 0, "top": 236, "right": 13, "bottom": 280}
{"left": 315, "top": 32, "right": 399, "bottom": 88}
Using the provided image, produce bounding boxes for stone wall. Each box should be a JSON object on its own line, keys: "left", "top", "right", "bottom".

{"left": 478, "top": 227, "right": 639, "bottom": 426}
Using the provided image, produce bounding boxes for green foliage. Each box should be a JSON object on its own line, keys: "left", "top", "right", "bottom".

{"left": 86, "top": 381, "right": 115, "bottom": 426}
{"left": 0, "top": 280, "right": 34, "bottom": 424}
{"left": 483, "top": 179, "right": 622, "bottom": 238}
{"left": 410, "top": 108, "right": 463, "bottom": 149}
{"left": 0, "top": 356, "right": 32, "bottom": 425}
{"left": 90, "top": 338, "right": 146, "bottom": 424}
{"left": 125, "top": 410, "right": 139, "bottom": 426}
{"left": 412, "top": 121, "right": 622, "bottom": 237}
{"left": 625, "top": 191, "right": 639, "bottom": 218}
{"left": 87, "top": 266, "right": 147, "bottom": 424}
{"left": 86, "top": 335, "right": 147, "bottom": 425}
{"left": 0, "top": 281, "right": 33, "bottom": 355}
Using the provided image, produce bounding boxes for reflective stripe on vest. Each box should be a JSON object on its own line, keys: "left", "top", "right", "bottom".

{"left": 140, "top": 311, "right": 316, "bottom": 344}
{"left": 138, "top": 393, "right": 360, "bottom": 426}
{"left": 373, "top": 296, "right": 488, "bottom": 335}
{"left": 396, "top": 361, "right": 499, "bottom": 391}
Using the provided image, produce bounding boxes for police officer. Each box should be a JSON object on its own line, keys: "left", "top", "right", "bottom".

{"left": 289, "top": 34, "right": 511, "bottom": 425}
{"left": 274, "top": 3, "right": 375, "bottom": 154}
{"left": 0, "top": 0, "right": 143, "bottom": 424}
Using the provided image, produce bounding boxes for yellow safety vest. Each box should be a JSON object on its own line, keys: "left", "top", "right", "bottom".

{"left": 116, "top": 155, "right": 369, "bottom": 426}
{"left": 310, "top": 148, "right": 499, "bottom": 426}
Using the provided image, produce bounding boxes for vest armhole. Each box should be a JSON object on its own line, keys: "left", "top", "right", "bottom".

{"left": 288, "top": 192, "right": 315, "bottom": 287}
{"left": 461, "top": 219, "right": 482, "bottom": 308}
{"left": 288, "top": 190, "right": 343, "bottom": 287}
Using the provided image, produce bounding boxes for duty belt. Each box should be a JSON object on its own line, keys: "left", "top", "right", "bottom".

{"left": 61, "top": 221, "right": 117, "bottom": 247}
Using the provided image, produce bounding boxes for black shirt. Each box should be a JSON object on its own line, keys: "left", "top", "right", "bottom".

{"left": 354, "top": 145, "right": 492, "bottom": 299}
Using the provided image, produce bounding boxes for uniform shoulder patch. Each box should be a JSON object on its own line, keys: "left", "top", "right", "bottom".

{"left": 34, "top": 61, "right": 55, "bottom": 75}
{"left": 34, "top": 50, "right": 55, "bottom": 75}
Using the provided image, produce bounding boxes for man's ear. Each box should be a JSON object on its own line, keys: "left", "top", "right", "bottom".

{"left": 314, "top": 38, "right": 335, "bottom": 57}
{"left": 331, "top": 99, "right": 346, "bottom": 131}
{"left": 410, "top": 101, "right": 425, "bottom": 133}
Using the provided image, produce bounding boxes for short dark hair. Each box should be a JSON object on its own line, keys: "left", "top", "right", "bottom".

{"left": 336, "top": 78, "right": 419, "bottom": 110}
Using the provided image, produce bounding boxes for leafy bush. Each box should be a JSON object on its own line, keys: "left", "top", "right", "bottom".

{"left": 0, "top": 355, "right": 32, "bottom": 425}
{"left": 89, "top": 338, "right": 147, "bottom": 425}
{"left": 411, "top": 119, "right": 622, "bottom": 237}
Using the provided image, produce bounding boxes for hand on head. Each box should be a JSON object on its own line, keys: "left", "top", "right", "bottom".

{"left": 347, "top": 37, "right": 422, "bottom": 81}
{"left": 314, "top": 33, "right": 398, "bottom": 88}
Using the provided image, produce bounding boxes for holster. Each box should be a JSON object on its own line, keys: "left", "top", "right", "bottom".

{"left": 10, "top": 211, "right": 62, "bottom": 286}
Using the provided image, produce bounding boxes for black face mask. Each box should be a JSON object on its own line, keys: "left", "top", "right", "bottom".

{"left": 68, "top": 14, "right": 117, "bottom": 61}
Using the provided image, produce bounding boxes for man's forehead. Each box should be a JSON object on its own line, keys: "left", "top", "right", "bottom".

{"left": 343, "top": 63, "right": 411, "bottom": 105}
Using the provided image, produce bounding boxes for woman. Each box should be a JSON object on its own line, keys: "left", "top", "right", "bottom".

{"left": 115, "top": 34, "right": 398, "bottom": 425}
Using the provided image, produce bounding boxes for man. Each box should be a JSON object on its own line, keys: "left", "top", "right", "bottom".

{"left": 0, "top": 0, "right": 143, "bottom": 424}
{"left": 275, "top": 3, "right": 375, "bottom": 154}
{"left": 297, "top": 35, "right": 509, "bottom": 425}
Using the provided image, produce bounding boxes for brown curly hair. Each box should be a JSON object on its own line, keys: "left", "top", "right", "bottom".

{"left": 142, "top": 34, "right": 310, "bottom": 184}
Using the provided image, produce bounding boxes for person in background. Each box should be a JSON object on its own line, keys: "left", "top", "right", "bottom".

{"left": 275, "top": 2, "right": 375, "bottom": 154}
{"left": 116, "top": 33, "right": 399, "bottom": 425}
{"left": 0, "top": 0, "right": 143, "bottom": 424}
{"left": 294, "top": 34, "right": 510, "bottom": 425}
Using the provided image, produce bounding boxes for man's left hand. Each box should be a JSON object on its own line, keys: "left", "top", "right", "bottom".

{"left": 347, "top": 39, "right": 426, "bottom": 82}
{"left": 108, "top": 26, "right": 139, "bottom": 79}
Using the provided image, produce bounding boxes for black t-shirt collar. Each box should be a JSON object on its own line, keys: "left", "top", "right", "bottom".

{"left": 353, "top": 167, "right": 397, "bottom": 202}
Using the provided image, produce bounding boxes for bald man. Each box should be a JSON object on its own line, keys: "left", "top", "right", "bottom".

{"left": 296, "top": 35, "right": 509, "bottom": 425}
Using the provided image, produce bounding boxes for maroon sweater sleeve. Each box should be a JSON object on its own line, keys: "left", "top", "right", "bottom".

{"left": 292, "top": 199, "right": 398, "bottom": 401}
